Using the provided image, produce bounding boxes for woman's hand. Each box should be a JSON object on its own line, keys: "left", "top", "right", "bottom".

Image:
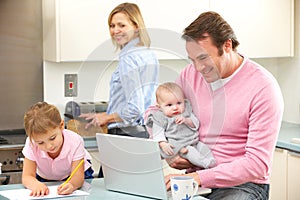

{"left": 57, "top": 182, "right": 75, "bottom": 195}
{"left": 165, "top": 172, "right": 201, "bottom": 191}
{"left": 29, "top": 182, "right": 49, "bottom": 197}
{"left": 79, "top": 112, "right": 123, "bottom": 129}
{"left": 79, "top": 112, "right": 108, "bottom": 129}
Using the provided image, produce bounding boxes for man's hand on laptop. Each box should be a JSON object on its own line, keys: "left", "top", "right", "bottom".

{"left": 164, "top": 172, "right": 201, "bottom": 191}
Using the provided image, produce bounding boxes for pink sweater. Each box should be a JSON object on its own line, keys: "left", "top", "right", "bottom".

{"left": 176, "top": 57, "right": 284, "bottom": 188}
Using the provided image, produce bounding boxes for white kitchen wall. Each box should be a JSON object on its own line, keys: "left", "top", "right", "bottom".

{"left": 44, "top": 0, "right": 300, "bottom": 123}
{"left": 43, "top": 59, "right": 188, "bottom": 116}
{"left": 44, "top": 61, "right": 81, "bottom": 115}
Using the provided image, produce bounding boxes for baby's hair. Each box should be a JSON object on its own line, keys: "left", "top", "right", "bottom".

{"left": 156, "top": 82, "right": 184, "bottom": 103}
{"left": 24, "top": 102, "right": 62, "bottom": 139}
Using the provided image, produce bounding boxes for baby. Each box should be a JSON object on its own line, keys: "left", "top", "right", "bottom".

{"left": 146, "top": 82, "right": 216, "bottom": 169}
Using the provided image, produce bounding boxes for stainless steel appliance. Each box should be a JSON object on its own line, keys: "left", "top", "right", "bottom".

{"left": 0, "top": 0, "right": 43, "bottom": 184}
{"left": 64, "top": 101, "right": 108, "bottom": 125}
{"left": 0, "top": 130, "right": 26, "bottom": 184}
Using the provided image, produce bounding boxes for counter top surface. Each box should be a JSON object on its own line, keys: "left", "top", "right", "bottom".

{"left": 83, "top": 136, "right": 98, "bottom": 151}
{"left": 0, "top": 178, "right": 207, "bottom": 200}
{"left": 83, "top": 121, "right": 300, "bottom": 153}
{"left": 276, "top": 121, "right": 300, "bottom": 153}
{"left": 0, "top": 178, "right": 148, "bottom": 199}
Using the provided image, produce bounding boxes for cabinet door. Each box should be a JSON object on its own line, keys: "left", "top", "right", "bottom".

{"left": 43, "top": 0, "right": 136, "bottom": 62}
{"left": 138, "top": 0, "right": 209, "bottom": 34}
{"left": 43, "top": 0, "right": 294, "bottom": 61}
{"left": 211, "top": 0, "right": 294, "bottom": 58}
{"left": 60, "top": 0, "right": 138, "bottom": 62}
{"left": 137, "top": 0, "right": 209, "bottom": 60}
{"left": 287, "top": 151, "right": 300, "bottom": 200}
{"left": 269, "top": 148, "right": 287, "bottom": 200}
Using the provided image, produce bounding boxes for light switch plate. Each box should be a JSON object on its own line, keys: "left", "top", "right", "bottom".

{"left": 64, "top": 74, "right": 78, "bottom": 97}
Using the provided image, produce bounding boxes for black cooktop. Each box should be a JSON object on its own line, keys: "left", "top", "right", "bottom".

{"left": 0, "top": 136, "right": 8, "bottom": 144}
{"left": 0, "top": 129, "right": 27, "bottom": 145}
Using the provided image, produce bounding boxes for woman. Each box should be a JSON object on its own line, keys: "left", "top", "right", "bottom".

{"left": 80, "top": 4, "right": 159, "bottom": 140}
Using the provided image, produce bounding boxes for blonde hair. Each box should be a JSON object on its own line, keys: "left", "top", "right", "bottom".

{"left": 156, "top": 82, "right": 184, "bottom": 104}
{"left": 24, "top": 102, "right": 62, "bottom": 139}
{"left": 108, "top": 2, "right": 151, "bottom": 50}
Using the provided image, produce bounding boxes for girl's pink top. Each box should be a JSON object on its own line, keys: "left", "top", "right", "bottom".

{"left": 22, "top": 129, "right": 92, "bottom": 180}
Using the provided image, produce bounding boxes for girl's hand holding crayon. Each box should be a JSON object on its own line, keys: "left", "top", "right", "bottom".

{"left": 57, "top": 182, "right": 75, "bottom": 195}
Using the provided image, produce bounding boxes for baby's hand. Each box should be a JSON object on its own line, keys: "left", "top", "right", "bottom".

{"left": 57, "top": 182, "right": 75, "bottom": 195}
{"left": 160, "top": 142, "right": 174, "bottom": 156}
{"left": 175, "top": 116, "right": 185, "bottom": 124}
{"left": 29, "top": 182, "right": 49, "bottom": 197}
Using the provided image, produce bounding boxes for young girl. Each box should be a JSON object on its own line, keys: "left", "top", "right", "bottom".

{"left": 22, "top": 102, "right": 94, "bottom": 197}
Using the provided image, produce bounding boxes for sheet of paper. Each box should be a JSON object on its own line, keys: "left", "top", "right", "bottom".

{"left": 0, "top": 185, "right": 89, "bottom": 200}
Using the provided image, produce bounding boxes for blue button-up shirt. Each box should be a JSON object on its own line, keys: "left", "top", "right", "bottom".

{"left": 107, "top": 38, "right": 159, "bottom": 129}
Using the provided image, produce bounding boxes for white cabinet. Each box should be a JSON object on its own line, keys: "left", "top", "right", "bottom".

{"left": 269, "top": 148, "right": 288, "bottom": 200}
{"left": 136, "top": 0, "right": 294, "bottom": 58}
{"left": 43, "top": 0, "right": 294, "bottom": 62}
{"left": 211, "top": 0, "right": 294, "bottom": 58}
{"left": 138, "top": 0, "right": 209, "bottom": 35}
{"left": 42, "top": 0, "right": 136, "bottom": 62}
{"left": 137, "top": 0, "right": 209, "bottom": 60}
{"left": 270, "top": 148, "right": 300, "bottom": 200}
{"left": 287, "top": 152, "right": 300, "bottom": 200}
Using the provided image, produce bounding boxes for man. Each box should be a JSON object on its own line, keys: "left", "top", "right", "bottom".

{"left": 164, "top": 11, "right": 284, "bottom": 200}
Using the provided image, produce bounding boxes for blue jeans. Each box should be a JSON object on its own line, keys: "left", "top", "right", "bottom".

{"left": 203, "top": 182, "right": 269, "bottom": 200}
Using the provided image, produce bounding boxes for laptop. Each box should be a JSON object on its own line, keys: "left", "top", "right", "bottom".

{"left": 96, "top": 133, "right": 211, "bottom": 199}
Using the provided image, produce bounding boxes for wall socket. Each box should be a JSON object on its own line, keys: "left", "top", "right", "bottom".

{"left": 64, "top": 74, "right": 78, "bottom": 97}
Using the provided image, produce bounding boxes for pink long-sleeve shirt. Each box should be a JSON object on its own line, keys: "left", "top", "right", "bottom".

{"left": 176, "top": 56, "right": 284, "bottom": 188}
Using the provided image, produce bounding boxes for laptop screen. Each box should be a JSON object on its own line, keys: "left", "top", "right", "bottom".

{"left": 96, "top": 133, "right": 168, "bottom": 199}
